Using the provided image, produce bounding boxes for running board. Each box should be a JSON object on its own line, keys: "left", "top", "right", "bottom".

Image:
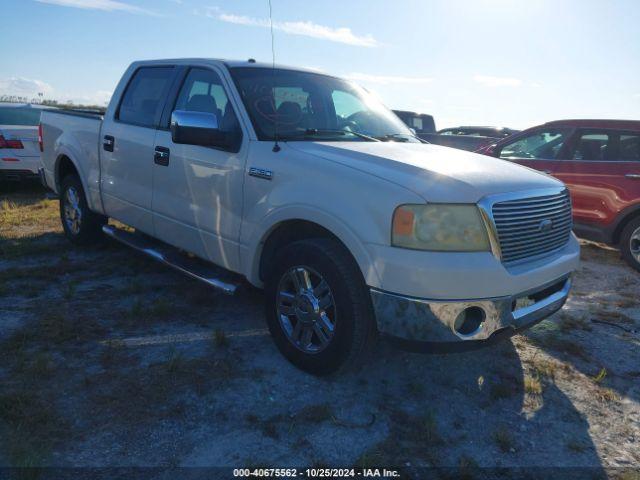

{"left": 102, "top": 225, "right": 239, "bottom": 295}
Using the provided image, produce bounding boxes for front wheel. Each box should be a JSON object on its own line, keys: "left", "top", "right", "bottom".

{"left": 620, "top": 216, "right": 640, "bottom": 272}
{"left": 264, "top": 238, "right": 377, "bottom": 375}
{"left": 59, "top": 174, "right": 106, "bottom": 245}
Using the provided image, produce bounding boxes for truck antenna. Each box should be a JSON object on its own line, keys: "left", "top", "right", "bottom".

{"left": 268, "top": 0, "right": 280, "bottom": 152}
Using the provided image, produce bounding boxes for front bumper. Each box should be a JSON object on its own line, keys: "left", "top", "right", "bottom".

{"left": 371, "top": 275, "right": 571, "bottom": 352}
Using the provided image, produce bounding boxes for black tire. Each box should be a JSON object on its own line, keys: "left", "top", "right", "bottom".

{"left": 59, "top": 174, "right": 106, "bottom": 245}
{"left": 264, "top": 238, "right": 377, "bottom": 375}
{"left": 620, "top": 216, "right": 640, "bottom": 272}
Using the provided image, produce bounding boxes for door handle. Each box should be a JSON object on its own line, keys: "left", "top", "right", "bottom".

{"left": 103, "top": 135, "right": 114, "bottom": 152}
{"left": 154, "top": 146, "right": 170, "bottom": 166}
{"left": 625, "top": 174, "right": 640, "bottom": 179}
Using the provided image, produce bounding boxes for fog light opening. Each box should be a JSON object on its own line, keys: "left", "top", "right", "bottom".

{"left": 454, "top": 306, "right": 486, "bottom": 337}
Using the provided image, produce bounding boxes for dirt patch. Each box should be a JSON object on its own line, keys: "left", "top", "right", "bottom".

{"left": 0, "top": 186, "right": 639, "bottom": 472}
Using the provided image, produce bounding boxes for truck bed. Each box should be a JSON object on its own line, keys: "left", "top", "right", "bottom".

{"left": 40, "top": 108, "right": 104, "bottom": 204}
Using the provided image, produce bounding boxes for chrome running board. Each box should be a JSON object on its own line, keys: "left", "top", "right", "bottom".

{"left": 102, "top": 224, "right": 239, "bottom": 295}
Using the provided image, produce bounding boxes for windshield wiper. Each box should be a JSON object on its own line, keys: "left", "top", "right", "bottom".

{"left": 376, "top": 133, "right": 426, "bottom": 143}
{"left": 283, "top": 128, "right": 380, "bottom": 142}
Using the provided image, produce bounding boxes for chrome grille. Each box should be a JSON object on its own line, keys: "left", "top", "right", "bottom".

{"left": 492, "top": 190, "right": 572, "bottom": 263}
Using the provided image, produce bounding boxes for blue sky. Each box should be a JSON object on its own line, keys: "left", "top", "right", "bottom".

{"left": 1, "top": 0, "right": 639, "bottom": 129}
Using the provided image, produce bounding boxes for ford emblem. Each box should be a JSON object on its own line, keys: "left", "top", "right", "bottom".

{"left": 538, "top": 219, "right": 553, "bottom": 232}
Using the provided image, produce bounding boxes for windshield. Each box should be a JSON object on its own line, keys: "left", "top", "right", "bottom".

{"left": 229, "top": 67, "right": 418, "bottom": 142}
{"left": 0, "top": 107, "right": 43, "bottom": 126}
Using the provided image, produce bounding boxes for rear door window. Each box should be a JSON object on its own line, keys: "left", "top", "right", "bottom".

{"left": 117, "top": 67, "right": 175, "bottom": 128}
{"left": 618, "top": 134, "right": 640, "bottom": 161}
{"left": 499, "top": 129, "right": 569, "bottom": 160}
{"left": 567, "top": 130, "right": 640, "bottom": 161}
{"left": 570, "top": 132, "right": 610, "bottom": 161}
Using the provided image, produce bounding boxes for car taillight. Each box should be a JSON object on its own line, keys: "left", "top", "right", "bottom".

{"left": 0, "top": 135, "right": 23, "bottom": 149}
{"left": 38, "top": 124, "right": 43, "bottom": 152}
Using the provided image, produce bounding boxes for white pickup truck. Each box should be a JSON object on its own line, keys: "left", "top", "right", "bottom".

{"left": 40, "top": 58, "right": 579, "bottom": 374}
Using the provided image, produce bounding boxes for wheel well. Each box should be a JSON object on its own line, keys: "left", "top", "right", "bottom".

{"left": 612, "top": 209, "right": 640, "bottom": 245}
{"left": 56, "top": 155, "right": 78, "bottom": 189}
{"left": 259, "top": 220, "right": 349, "bottom": 282}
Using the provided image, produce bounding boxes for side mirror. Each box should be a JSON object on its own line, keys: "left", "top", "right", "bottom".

{"left": 170, "top": 110, "right": 227, "bottom": 147}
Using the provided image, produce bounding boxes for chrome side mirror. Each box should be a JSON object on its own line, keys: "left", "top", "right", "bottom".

{"left": 170, "top": 110, "right": 226, "bottom": 147}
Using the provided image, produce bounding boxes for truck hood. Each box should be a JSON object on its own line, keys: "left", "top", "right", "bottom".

{"left": 287, "top": 141, "right": 563, "bottom": 203}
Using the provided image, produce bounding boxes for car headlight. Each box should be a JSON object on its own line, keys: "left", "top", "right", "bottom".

{"left": 392, "top": 204, "right": 490, "bottom": 251}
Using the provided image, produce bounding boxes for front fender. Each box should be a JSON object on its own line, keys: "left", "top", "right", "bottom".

{"left": 241, "top": 205, "right": 381, "bottom": 288}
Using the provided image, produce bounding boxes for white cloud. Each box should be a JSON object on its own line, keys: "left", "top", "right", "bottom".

{"left": 634, "top": 93, "right": 640, "bottom": 99}
{"left": 0, "top": 77, "right": 111, "bottom": 105}
{"left": 0, "top": 77, "right": 54, "bottom": 97}
{"left": 35, "top": 0, "right": 157, "bottom": 15}
{"left": 473, "top": 74, "right": 522, "bottom": 87}
{"left": 202, "top": 8, "right": 378, "bottom": 47}
{"left": 346, "top": 72, "right": 433, "bottom": 85}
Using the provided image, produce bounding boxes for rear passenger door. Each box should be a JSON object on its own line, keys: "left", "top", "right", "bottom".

{"left": 557, "top": 130, "right": 640, "bottom": 229}
{"left": 100, "top": 66, "right": 176, "bottom": 235}
{"left": 151, "top": 66, "right": 247, "bottom": 272}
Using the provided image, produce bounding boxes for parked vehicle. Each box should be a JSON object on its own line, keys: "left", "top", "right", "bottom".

{"left": 438, "top": 126, "right": 519, "bottom": 138}
{"left": 40, "top": 59, "right": 579, "bottom": 373}
{"left": 418, "top": 126, "right": 519, "bottom": 152}
{"left": 477, "top": 119, "right": 640, "bottom": 271}
{"left": 393, "top": 110, "right": 436, "bottom": 134}
{"left": 0, "top": 103, "right": 53, "bottom": 181}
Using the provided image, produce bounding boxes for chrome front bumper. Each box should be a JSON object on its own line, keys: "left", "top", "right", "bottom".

{"left": 371, "top": 275, "right": 571, "bottom": 349}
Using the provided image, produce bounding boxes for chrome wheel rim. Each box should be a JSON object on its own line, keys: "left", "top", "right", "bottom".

{"left": 631, "top": 226, "right": 640, "bottom": 263}
{"left": 63, "top": 186, "right": 82, "bottom": 235}
{"left": 277, "top": 265, "right": 336, "bottom": 354}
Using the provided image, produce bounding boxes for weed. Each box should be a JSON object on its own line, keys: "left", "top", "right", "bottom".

{"left": 559, "top": 313, "right": 592, "bottom": 333}
{"left": 62, "top": 281, "right": 77, "bottom": 301}
{"left": 524, "top": 375, "right": 542, "bottom": 395}
{"left": 295, "top": 403, "right": 333, "bottom": 424}
{"left": 213, "top": 329, "right": 228, "bottom": 347}
{"left": 490, "top": 379, "right": 515, "bottom": 400}
{"left": 458, "top": 454, "right": 479, "bottom": 480}
{"left": 406, "top": 381, "right": 424, "bottom": 396}
{"left": 493, "top": 426, "right": 514, "bottom": 453}
{"left": 530, "top": 357, "right": 558, "bottom": 379}
{"left": 595, "top": 387, "right": 618, "bottom": 403}
{"left": 129, "top": 298, "right": 144, "bottom": 318}
{"left": 566, "top": 439, "right": 587, "bottom": 453}
{"left": 593, "top": 367, "right": 607, "bottom": 383}
{"left": 415, "top": 410, "right": 442, "bottom": 446}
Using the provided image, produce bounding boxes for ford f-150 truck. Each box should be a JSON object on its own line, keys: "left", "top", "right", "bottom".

{"left": 40, "top": 59, "right": 580, "bottom": 374}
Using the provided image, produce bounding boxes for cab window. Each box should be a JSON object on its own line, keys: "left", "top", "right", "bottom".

{"left": 117, "top": 67, "right": 175, "bottom": 127}
{"left": 173, "top": 67, "right": 242, "bottom": 150}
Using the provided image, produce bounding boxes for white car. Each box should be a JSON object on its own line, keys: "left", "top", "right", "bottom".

{"left": 39, "top": 59, "right": 580, "bottom": 374}
{"left": 0, "top": 103, "right": 51, "bottom": 181}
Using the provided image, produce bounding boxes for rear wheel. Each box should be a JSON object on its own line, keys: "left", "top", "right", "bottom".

{"left": 620, "top": 216, "right": 640, "bottom": 272}
{"left": 59, "top": 174, "right": 106, "bottom": 245}
{"left": 264, "top": 238, "right": 377, "bottom": 375}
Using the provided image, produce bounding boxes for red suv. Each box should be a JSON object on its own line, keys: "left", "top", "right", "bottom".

{"left": 477, "top": 120, "right": 640, "bottom": 271}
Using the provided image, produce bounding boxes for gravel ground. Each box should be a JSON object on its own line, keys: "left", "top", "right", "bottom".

{"left": 0, "top": 184, "right": 639, "bottom": 478}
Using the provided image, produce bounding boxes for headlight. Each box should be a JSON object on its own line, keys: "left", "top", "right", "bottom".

{"left": 392, "top": 204, "right": 490, "bottom": 251}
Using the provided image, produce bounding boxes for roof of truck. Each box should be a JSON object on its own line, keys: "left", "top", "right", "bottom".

{"left": 133, "top": 58, "right": 324, "bottom": 73}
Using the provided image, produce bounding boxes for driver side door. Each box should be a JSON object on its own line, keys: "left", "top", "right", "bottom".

{"left": 151, "top": 66, "right": 247, "bottom": 272}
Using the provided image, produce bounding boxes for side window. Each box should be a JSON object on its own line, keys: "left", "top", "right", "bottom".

{"left": 118, "top": 67, "right": 174, "bottom": 127}
{"left": 499, "top": 129, "right": 569, "bottom": 160}
{"left": 174, "top": 68, "right": 241, "bottom": 135}
{"left": 570, "top": 132, "right": 610, "bottom": 161}
{"left": 618, "top": 134, "right": 640, "bottom": 161}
